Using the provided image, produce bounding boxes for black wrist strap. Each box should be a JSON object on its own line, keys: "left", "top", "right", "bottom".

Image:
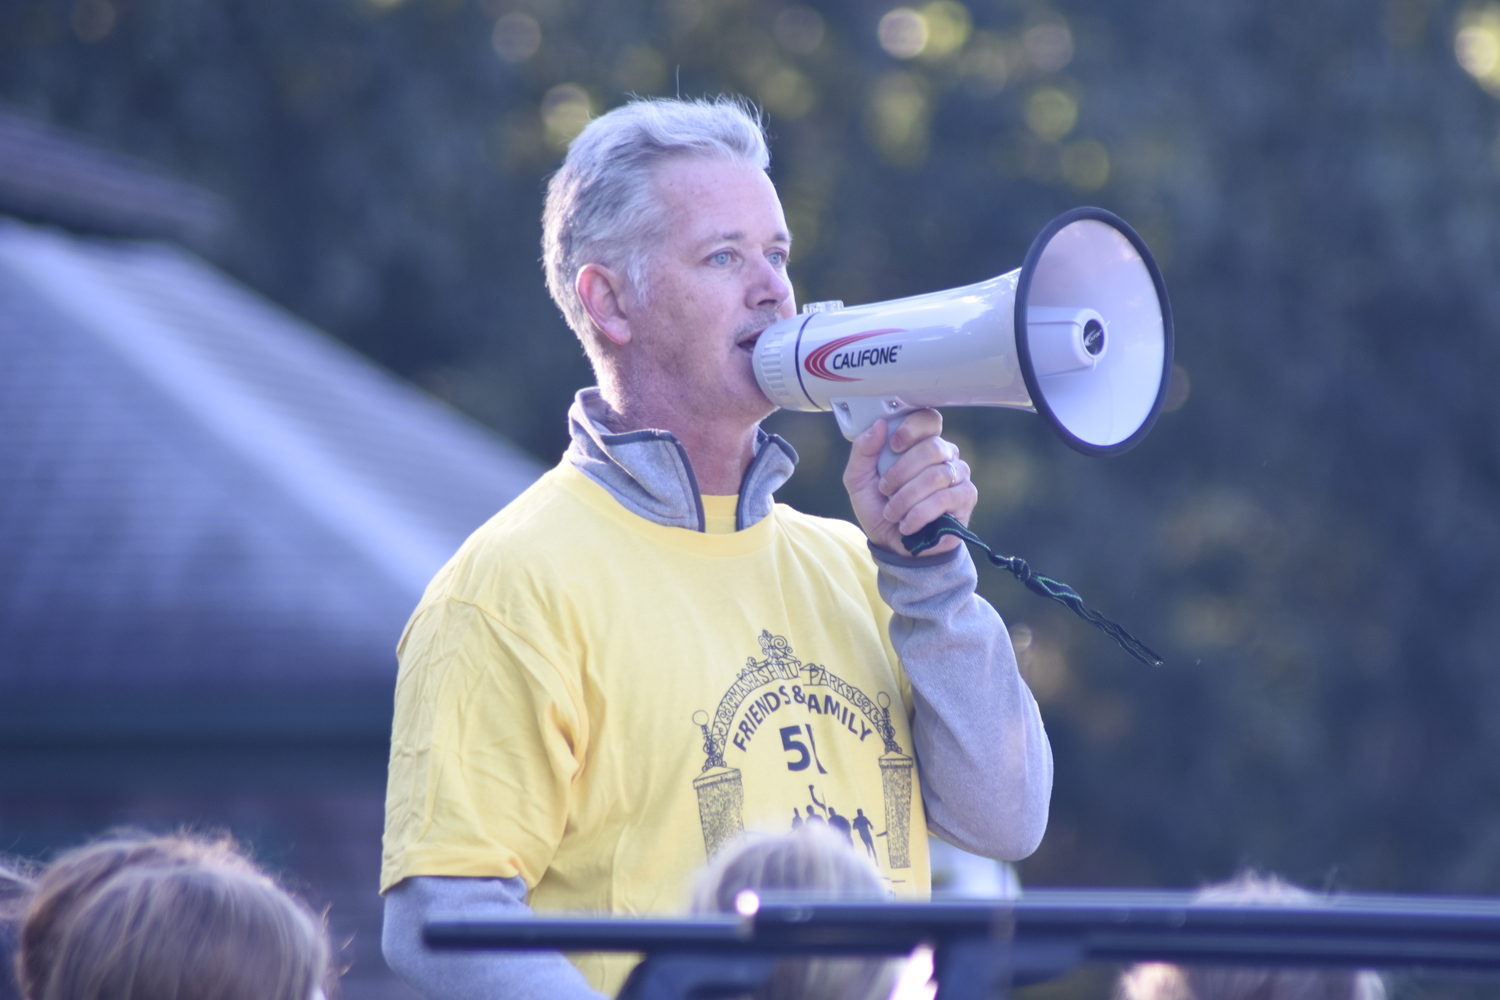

{"left": 902, "top": 514, "right": 1164, "bottom": 668}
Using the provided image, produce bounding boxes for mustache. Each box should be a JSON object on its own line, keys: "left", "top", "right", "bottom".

{"left": 733, "top": 308, "right": 784, "bottom": 344}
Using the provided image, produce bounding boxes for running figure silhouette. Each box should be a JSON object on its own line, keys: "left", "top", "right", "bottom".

{"left": 852, "top": 808, "right": 878, "bottom": 861}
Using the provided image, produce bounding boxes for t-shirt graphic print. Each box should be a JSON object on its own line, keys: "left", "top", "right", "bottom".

{"left": 693, "top": 630, "right": 916, "bottom": 887}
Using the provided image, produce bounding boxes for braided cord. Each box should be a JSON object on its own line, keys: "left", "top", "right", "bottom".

{"left": 903, "top": 514, "right": 1164, "bottom": 668}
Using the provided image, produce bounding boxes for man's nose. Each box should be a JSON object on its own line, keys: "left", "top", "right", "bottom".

{"left": 748, "top": 256, "right": 792, "bottom": 310}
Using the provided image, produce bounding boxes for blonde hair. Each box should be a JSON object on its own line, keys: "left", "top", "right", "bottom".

{"left": 1115, "top": 874, "right": 1386, "bottom": 1000}
{"left": 18, "top": 833, "right": 332, "bottom": 1000}
{"left": 691, "top": 826, "right": 899, "bottom": 1000}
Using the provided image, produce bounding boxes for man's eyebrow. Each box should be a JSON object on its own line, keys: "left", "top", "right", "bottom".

{"left": 695, "top": 229, "right": 793, "bottom": 248}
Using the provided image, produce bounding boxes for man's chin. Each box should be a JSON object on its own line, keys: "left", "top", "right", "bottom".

{"left": 735, "top": 394, "right": 779, "bottom": 425}
{"left": 723, "top": 382, "right": 779, "bottom": 426}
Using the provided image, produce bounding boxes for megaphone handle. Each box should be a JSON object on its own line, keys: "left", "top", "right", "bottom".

{"left": 829, "top": 397, "right": 916, "bottom": 476}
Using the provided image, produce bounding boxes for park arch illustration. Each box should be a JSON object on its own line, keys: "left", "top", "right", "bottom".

{"left": 692, "top": 630, "right": 914, "bottom": 868}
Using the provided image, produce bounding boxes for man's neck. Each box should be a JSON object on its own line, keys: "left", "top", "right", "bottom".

{"left": 598, "top": 392, "right": 760, "bottom": 495}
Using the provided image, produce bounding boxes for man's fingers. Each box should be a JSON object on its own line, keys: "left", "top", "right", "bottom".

{"left": 876, "top": 458, "right": 972, "bottom": 524}
{"left": 887, "top": 409, "right": 942, "bottom": 455}
{"left": 843, "top": 419, "right": 887, "bottom": 491}
{"left": 895, "top": 479, "right": 976, "bottom": 535}
{"left": 842, "top": 413, "right": 977, "bottom": 554}
{"left": 853, "top": 419, "right": 888, "bottom": 457}
{"left": 878, "top": 435, "right": 958, "bottom": 496}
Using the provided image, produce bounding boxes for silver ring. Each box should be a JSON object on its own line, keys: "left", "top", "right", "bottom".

{"left": 945, "top": 460, "right": 961, "bottom": 487}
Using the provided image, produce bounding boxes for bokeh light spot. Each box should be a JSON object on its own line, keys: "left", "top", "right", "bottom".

{"left": 1010, "top": 623, "right": 1034, "bottom": 654}
{"left": 759, "top": 66, "right": 817, "bottom": 119}
{"left": 542, "top": 84, "right": 592, "bottom": 150}
{"left": 1458, "top": 26, "right": 1500, "bottom": 75}
{"left": 1173, "top": 596, "right": 1255, "bottom": 649}
{"left": 1024, "top": 86, "right": 1078, "bottom": 141}
{"left": 918, "top": 1, "right": 971, "bottom": 59}
{"left": 492, "top": 11, "right": 541, "bottom": 63}
{"left": 774, "top": 6, "right": 826, "bottom": 55}
{"left": 729, "top": 27, "right": 779, "bottom": 85}
{"left": 960, "top": 30, "right": 1011, "bottom": 93}
{"left": 865, "top": 72, "right": 930, "bottom": 167}
{"left": 1012, "top": 624, "right": 1072, "bottom": 703}
{"left": 1456, "top": 7, "right": 1500, "bottom": 94}
{"left": 879, "top": 8, "right": 928, "bottom": 59}
{"left": 1158, "top": 489, "right": 1277, "bottom": 571}
{"left": 1023, "top": 20, "right": 1074, "bottom": 73}
{"left": 1060, "top": 138, "right": 1109, "bottom": 190}
{"left": 70, "top": 0, "right": 114, "bottom": 43}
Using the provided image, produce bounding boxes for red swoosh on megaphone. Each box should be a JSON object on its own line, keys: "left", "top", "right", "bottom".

{"left": 802, "top": 329, "right": 904, "bottom": 382}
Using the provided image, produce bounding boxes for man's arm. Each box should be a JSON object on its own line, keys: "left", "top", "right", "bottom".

{"left": 843, "top": 411, "right": 1054, "bottom": 860}
{"left": 871, "top": 543, "right": 1052, "bottom": 859}
{"left": 383, "top": 876, "right": 607, "bottom": 1000}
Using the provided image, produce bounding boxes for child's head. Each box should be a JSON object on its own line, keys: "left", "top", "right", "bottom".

{"left": 1, "top": 859, "right": 35, "bottom": 1000}
{"left": 692, "top": 825, "right": 897, "bottom": 1000}
{"left": 1115, "top": 873, "right": 1386, "bottom": 1000}
{"left": 17, "top": 834, "right": 332, "bottom": 1000}
{"left": 693, "top": 823, "right": 889, "bottom": 913}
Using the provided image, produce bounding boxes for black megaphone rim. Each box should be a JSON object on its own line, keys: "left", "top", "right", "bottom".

{"left": 1012, "top": 206, "right": 1175, "bottom": 457}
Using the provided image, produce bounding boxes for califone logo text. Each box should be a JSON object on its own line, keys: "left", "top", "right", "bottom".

{"left": 803, "top": 328, "right": 905, "bottom": 382}
{"left": 832, "top": 344, "right": 901, "bottom": 371}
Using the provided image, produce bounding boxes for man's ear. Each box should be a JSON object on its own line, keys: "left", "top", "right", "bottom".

{"left": 576, "top": 264, "right": 633, "bottom": 347}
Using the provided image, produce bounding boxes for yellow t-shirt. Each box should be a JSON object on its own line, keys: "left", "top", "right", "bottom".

{"left": 382, "top": 464, "right": 930, "bottom": 994}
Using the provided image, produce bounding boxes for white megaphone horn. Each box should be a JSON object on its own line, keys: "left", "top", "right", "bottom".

{"left": 753, "top": 207, "right": 1173, "bottom": 472}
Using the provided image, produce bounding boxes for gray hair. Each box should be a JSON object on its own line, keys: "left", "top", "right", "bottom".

{"left": 541, "top": 96, "right": 771, "bottom": 351}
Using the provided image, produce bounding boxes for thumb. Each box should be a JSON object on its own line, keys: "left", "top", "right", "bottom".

{"left": 844, "top": 419, "right": 887, "bottom": 485}
{"left": 851, "top": 418, "right": 887, "bottom": 458}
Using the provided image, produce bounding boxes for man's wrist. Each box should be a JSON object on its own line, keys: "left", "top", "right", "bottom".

{"left": 867, "top": 539, "right": 964, "bottom": 567}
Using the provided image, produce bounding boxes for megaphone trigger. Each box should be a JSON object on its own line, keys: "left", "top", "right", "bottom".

{"left": 903, "top": 514, "right": 1165, "bottom": 669}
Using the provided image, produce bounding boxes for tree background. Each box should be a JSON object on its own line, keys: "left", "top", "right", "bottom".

{"left": 4, "top": 0, "right": 1500, "bottom": 977}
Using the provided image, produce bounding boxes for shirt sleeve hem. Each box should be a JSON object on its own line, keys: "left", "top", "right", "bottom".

{"left": 867, "top": 539, "right": 964, "bottom": 568}
{"left": 381, "top": 850, "right": 525, "bottom": 894}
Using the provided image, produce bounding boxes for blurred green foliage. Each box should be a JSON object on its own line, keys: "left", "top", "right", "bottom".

{"left": 5, "top": 0, "right": 1500, "bottom": 908}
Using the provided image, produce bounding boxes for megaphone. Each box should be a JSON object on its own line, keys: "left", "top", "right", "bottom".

{"left": 754, "top": 207, "right": 1173, "bottom": 471}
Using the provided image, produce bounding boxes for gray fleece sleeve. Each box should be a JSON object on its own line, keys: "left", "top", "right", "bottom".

{"left": 871, "top": 542, "right": 1053, "bottom": 860}
{"left": 383, "top": 876, "right": 607, "bottom": 1000}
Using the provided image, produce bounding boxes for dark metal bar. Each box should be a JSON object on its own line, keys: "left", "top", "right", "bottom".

{"left": 424, "top": 889, "right": 1500, "bottom": 1000}
{"left": 424, "top": 914, "right": 750, "bottom": 953}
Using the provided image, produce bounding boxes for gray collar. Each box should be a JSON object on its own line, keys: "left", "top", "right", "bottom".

{"left": 564, "top": 388, "right": 798, "bottom": 532}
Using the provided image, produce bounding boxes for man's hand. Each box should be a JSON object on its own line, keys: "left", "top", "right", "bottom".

{"left": 844, "top": 410, "right": 977, "bottom": 557}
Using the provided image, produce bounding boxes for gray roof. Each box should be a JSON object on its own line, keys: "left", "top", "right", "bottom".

{"left": 0, "top": 218, "right": 542, "bottom": 718}
{"left": 0, "top": 105, "right": 228, "bottom": 244}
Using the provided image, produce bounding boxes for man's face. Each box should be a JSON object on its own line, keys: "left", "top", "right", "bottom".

{"left": 625, "top": 155, "right": 796, "bottom": 426}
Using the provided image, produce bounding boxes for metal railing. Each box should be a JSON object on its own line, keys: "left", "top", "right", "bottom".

{"left": 426, "top": 889, "right": 1500, "bottom": 999}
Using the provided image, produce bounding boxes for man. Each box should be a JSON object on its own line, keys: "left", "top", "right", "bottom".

{"left": 380, "top": 97, "right": 1052, "bottom": 999}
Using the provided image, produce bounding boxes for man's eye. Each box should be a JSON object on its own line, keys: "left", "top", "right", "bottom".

{"left": 711, "top": 251, "right": 732, "bottom": 265}
{"left": 768, "top": 250, "right": 788, "bottom": 266}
